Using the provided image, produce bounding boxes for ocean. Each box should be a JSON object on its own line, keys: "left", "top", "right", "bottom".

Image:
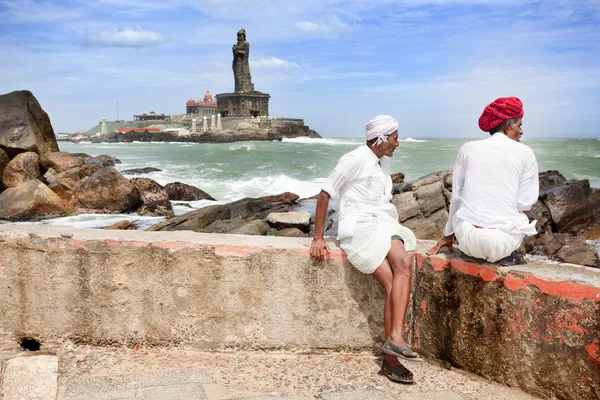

{"left": 21, "top": 137, "right": 600, "bottom": 230}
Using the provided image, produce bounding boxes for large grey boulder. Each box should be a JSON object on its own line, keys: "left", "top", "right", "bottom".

{"left": 266, "top": 211, "right": 311, "bottom": 233}
{"left": 40, "top": 151, "right": 87, "bottom": 173}
{"left": 130, "top": 177, "right": 169, "bottom": 203}
{"left": 0, "top": 179, "right": 65, "bottom": 220}
{"left": 0, "top": 90, "right": 59, "bottom": 158}
{"left": 541, "top": 179, "right": 593, "bottom": 232}
{"left": 2, "top": 151, "right": 40, "bottom": 188}
{"left": 73, "top": 167, "right": 142, "bottom": 212}
{"left": 164, "top": 182, "right": 215, "bottom": 201}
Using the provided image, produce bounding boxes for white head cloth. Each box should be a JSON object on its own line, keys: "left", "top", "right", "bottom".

{"left": 365, "top": 115, "right": 398, "bottom": 145}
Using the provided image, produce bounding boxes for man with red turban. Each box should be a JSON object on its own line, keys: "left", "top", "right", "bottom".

{"left": 427, "top": 97, "right": 539, "bottom": 265}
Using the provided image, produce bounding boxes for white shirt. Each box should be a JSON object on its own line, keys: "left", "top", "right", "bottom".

{"left": 322, "top": 145, "right": 398, "bottom": 239}
{"left": 444, "top": 133, "right": 539, "bottom": 237}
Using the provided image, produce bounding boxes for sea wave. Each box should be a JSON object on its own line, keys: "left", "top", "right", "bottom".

{"left": 31, "top": 213, "right": 164, "bottom": 230}
{"left": 400, "top": 137, "right": 427, "bottom": 143}
{"left": 228, "top": 143, "right": 255, "bottom": 151}
{"left": 282, "top": 137, "right": 359, "bottom": 145}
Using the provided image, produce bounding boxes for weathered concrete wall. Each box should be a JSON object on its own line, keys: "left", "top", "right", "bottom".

{"left": 0, "top": 224, "right": 598, "bottom": 399}
{"left": 412, "top": 253, "right": 600, "bottom": 400}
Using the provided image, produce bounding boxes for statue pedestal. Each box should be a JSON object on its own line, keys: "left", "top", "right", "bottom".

{"left": 215, "top": 91, "right": 270, "bottom": 118}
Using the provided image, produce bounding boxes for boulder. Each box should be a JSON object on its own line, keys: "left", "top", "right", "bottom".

{"left": 230, "top": 220, "right": 270, "bottom": 236}
{"left": 525, "top": 200, "right": 553, "bottom": 234}
{"left": 236, "top": 121, "right": 260, "bottom": 131}
{"left": 0, "top": 90, "right": 59, "bottom": 158}
{"left": 130, "top": 177, "right": 169, "bottom": 203}
{"left": 2, "top": 151, "right": 40, "bottom": 188}
{"left": 402, "top": 208, "right": 449, "bottom": 241}
{"left": 541, "top": 180, "right": 593, "bottom": 232}
{"left": 47, "top": 180, "right": 76, "bottom": 207}
{"left": 266, "top": 211, "right": 311, "bottom": 233}
{"left": 42, "top": 167, "right": 57, "bottom": 184}
{"left": 271, "top": 228, "right": 307, "bottom": 237}
{"left": 105, "top": 221, "right": 138, "bottom": 230}
{"left": 0, "top": 148, "right": 9, "bottom": 191}
{"left": 164, "top": 182, "right": 216, "bottom": 201}
{"left": 414, "top": 181, "right": 446, "bottom": 217}
{"left": 40, "top": 152, "right": 87, "bottom": 173}
{"left": 121, "top": 167, "right": 162, "bottom": 175}
{"left": 148, "top": 193, "right": 296, "bottom": 233}
{"left": 52, "top": 164, "right": 101, "bottom": 188}
{"left": 137, "top": 199, "right": 174, "bottom": 218}
{"left": 94, "top": 154, "right": 121, "bottom": 167}
{"left": 392, "top": 191, "right": 422, "bottom": 223}
{"left": 73, "top": 167, "right": 142, "bottom": 212}
{"left": 0, "top": 179, "right": 65, "bottom": 220}
{"left": 539, "top": 170, "right": 567, "bottom": 194}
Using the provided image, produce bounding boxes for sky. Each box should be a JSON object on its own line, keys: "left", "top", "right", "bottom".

{"left": 1, "top": 0, "right": 599, "bottom": 138}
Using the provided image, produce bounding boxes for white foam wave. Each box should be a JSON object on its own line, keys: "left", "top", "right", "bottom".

{"left": 400, "top": 137, "right": 427, "bottom": 143}
{"left": 282, "top": 137, "right": 359, "bottom": 145}
{"left": 228, "top": 143, "right": 255, "bottom": 151}
{"left": 32, "top": 213, "right": 165, "bottom": 230}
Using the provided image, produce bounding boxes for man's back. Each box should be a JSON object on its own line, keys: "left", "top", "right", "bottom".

{"left": 453, "top": 133, "right": 539, "bottom": 233}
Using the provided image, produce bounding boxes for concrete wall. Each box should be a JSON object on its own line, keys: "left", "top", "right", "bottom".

{"left": 0, "top": 224, "right": 598, "bottom": 399}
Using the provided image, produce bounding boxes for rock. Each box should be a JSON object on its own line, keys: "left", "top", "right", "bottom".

{"left": 411, "top": 172, "right": 442, "bottom": 189}
{"left": 2, "top": 151, "right": 40, "bottom": 188}
{"left": 52, "top": 164, "right": 101, "bottom": 188}
{"left": 526, "top": 200, "right": 553, "bottom": 234}
{"left": 47, "top": 180, "right": 76, "bottom": 207}
{"left": 402, "top": 208, "right": 449, "bottom": 241}
{"left": 0, "top": 148, "right": 9, "bottom": 191}
{"left": 121, "top": 167, "right": 162, "bottom": 175}
{"left": 105, "top": 220, "right": 138, "bottom": 230}
{"left": 414, "top": 181, "right": 446, "bottom": 217}
{"left": 130, "top": 177, "right": 169, "bottom": 203}
{"left": 539, "top": 170, "right": 567, "bottom": 194}
{"left": 0, "top": 179, "right": 65, "bottom": 220}
{"left": 391, "top": 172, "right": 405, "bottom": 184}
{"left": 260, "top": 192, "right": 299, "bottom": 205}
{"left": 40, "top": 152, "right": 87, "bottom": 173}
{"left": 392, "top": 182, "right": 413, "bottom": 195}
{"left": 392, "top": 192, "right": 422, "bottom": 223}
{"left": 42, "top": 167, "right": 57, "bottom": 184}
{"left": 73, "top": 167, "right": 143, "bottom": 212}
{"left": 271, "top": 228, "right": 307, "bottom": 237}
{"left": 164, "top": 182, "right": 216, "bottom": 201}
{"left": 236, "top": 121, "right": 260, "bottom": 131}
{"left": 230, "top": 220, "right": 270, "bottom": 235}
{"left": 148, "top": 193, "right": 296, "bottom": 233}
{"left": 541, "top": 180, "right": 593, "bottom": 232}
{"left": 266, "top": 211, "right": 311, "bottom": 233}
{"left": 137, "top": 199, "right": 174, "bottom": 218}
{"left": 94, "top": 154, "right": 121, "bottom": 167}
{"left": 0, "top": 90, "right": 59, "bottom": 158}
{"left": 555, "top": 244, "right": 599, "bottom": 267}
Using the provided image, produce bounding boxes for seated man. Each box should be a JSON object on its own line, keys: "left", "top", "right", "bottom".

{"left": 428, "top": 97, "right": 539, "bottom": 265}
{"left": 310, "top": 115, "right": 419, "bottom": 385}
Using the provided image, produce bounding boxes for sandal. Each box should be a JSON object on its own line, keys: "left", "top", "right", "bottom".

{"left": 379, "top": 359, "right": 414, "bottom": 384}
{"left": 382, "top": 339, "right": 423, "bottom": 362}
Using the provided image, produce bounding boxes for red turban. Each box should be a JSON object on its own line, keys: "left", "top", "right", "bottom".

{"left": 478, "top": 97, "right": 524, "bottom": 132}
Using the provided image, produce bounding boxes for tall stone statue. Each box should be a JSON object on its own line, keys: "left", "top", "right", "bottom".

{"left": 232, "top": 29, "right": 254, "bottom": 93}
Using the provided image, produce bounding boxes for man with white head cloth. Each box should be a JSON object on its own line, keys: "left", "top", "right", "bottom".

{"left": 310, "top": 115, "right": 420, "bottom": 384}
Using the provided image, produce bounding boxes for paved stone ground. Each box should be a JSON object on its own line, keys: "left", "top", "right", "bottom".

{"left": 0, "top": 345, "right": 538, "bottom": 400}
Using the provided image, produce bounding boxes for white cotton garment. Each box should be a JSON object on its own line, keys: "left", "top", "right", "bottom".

{"left": 321, "top": 145, "right": 416, "bottom": 274}
{"left": 444, "top": 133, "right": 539, "bottom": 237}
{"left": 454, "top": 216, "right": 524, "bottom": 263}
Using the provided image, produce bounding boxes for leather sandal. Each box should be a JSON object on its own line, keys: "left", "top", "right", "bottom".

{"left": 379, "top": 359, "right": 414, "bottom": 384}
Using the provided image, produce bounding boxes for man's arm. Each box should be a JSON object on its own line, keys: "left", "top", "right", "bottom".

{"left": 517, "top": 149, "right": 539, "bottom": 212}
{"left": 310, "top": 190, "right": 331, "bottom": 262}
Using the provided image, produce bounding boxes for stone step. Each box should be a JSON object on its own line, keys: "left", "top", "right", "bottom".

{"left": 2, "top": 355, "right": 58, "bottom": 400}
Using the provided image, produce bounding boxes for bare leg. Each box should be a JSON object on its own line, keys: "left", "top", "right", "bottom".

{"left": 386, "top": 240, "right": 412, "bottom": 346}
{"left": 372, "top": 259, "right": 400, "bottom": 367}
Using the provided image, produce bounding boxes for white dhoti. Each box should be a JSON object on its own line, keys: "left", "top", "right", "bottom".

{"left": 454, "top": 216, "right": 524, "bottom": 263}
{"left": 340, "top": 215, "right": 417, "bottom": 274}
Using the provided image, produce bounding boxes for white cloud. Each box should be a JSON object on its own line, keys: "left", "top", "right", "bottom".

{"left": 296, "top": 15, "right": 350, "bottom": 38}
{"left": 83, "top": 27, "right": 172, "bottom": 47}
{"left": 251, "top": 57, "right": 299, "bottom": 69}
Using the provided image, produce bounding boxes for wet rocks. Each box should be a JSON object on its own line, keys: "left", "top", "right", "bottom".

{"left": 121, "top": 167, "right": 162, "bottom": 175}
{"left": 266, "top": 211, "right": 311, "bottom": 233}
{"left": 164, "top": 182, "right": 215, "bottom": 201}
